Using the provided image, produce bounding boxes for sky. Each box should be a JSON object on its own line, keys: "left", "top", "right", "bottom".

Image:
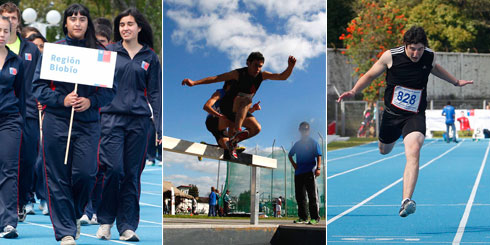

{"left": 162, "top": 0, "right": 326, "bottom": 195}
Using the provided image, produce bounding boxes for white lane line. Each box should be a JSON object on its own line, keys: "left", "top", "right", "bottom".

{"left": 141, "top": 191, "right": 162, "bottom": 196}
{"left": 327, "top": 148, "right": 378, "bottom": 162}
{"left": 327, "top": 140, "right": 437, "bottom": 180}
{"left": 141, "top": 181, "right": 162, "bottom": 186}
{"left": 452, "top": 140, "right": 490, "bottom": 244}
{"left": 327, "top": 141, "right": 462, "bottom": 225}
{"left": 140, "top": 202, "right": 162, "bottom": 208}
{"left": 143, "top": 168, "right": 161, "bottom": 172}
{"left": 24, "top": 221, "right": 133, "bottom": 245}
{"left": 328, "top": 152, "right": 404, "bottom": 180}
{"left": 328, "top": 203, "right": 490, "bottom": 207}
{"left": 141, "top": 219, "right": 162, "bottom": 225}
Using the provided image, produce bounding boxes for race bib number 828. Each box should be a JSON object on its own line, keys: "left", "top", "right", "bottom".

{"left": 391, "top": 86, "right": 422, "bottom": 112}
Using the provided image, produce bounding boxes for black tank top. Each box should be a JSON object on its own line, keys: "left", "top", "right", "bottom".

{"left": 384, "top": 46, "right": 434, "bottom": 115}
{"left": 235, "top": 67, "right": 263, "bottom": 95}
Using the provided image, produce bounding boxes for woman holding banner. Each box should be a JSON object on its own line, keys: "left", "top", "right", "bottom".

{"left": 0, "top": 16, "right": 25, "bottom": 239}
{"left": 32, "top": 4, "right": 115, "bottom": 245}
{"left": 96, "top": 8, "right": 161, "bottom": 242}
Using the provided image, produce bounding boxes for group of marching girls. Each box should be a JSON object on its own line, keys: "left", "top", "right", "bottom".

{"left": 0, "top": 2, "right": 162, "bottom": 245}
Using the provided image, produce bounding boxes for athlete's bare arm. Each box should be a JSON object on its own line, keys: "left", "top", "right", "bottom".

{"left": 431, "top": 63, "right": 473, "bottom": 87}
{"left": 337, "top": 50, "right": 392, "bottom": 102}
{"left": 203, "top": 91, "right": 223, "bottom": 117}
{"left": 182, "top": 70, "right": 239, "bottom": 87}
{"left": 262, "top": 56, "right": 296, "bottom": 80}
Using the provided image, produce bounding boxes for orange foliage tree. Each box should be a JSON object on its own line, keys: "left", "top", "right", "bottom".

{"left": 340, "top": 0, "right": 407, "bottom": 102}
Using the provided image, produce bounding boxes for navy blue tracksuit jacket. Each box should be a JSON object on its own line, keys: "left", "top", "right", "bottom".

{"left": 97, "top": 41, "right": 161, "bottom": 234}
{"left": 0, "top": 48, "right": 25, "bottom": 230}
{"left": 15, "top": 34, "right": 43, "bottom": 208}
{"left": 32, "top": 37, "right": 116, "bottom": 241}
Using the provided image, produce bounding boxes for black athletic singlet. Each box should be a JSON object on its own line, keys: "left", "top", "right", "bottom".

{"left": 384, "top": 46, "right": 434, "bottom": 116}
{"left": 235, "top": 67, "right": 263, "bottom": 95}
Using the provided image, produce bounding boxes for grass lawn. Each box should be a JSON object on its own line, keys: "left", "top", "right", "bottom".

{"left": 327, "top": 137, "right": 377, "bottom": 151}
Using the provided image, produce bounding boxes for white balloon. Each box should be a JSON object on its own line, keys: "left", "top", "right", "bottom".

{"left": 46, "top": 10, "right": 61, "bottom": 25}
{"left": 22, "top": 8, "right": 37, "bottom": 24}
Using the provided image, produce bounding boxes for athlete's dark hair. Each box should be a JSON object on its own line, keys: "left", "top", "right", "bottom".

{"left": 447, "top": 101, "right": 451, "bottom": 105}
{"left": 95, "top": 24, "right": 111, "bottom": 42}
{"left": 403, "top": 26, "right": 428, "bottom": 47}
{"left": 26, "top": 33, "right": 47, "bottom": 43}
{"left": 299, "top": 121, "right": 310, "bottom": 130}
{"left": 247, "top": 52, "right": 265, "bottom": 64}
{"left": 21, "top": 26, "right": 41, "bottom": 38}
{"left": 94, "top": 17, "right": 112, "bottom": 31}
{"left": 113, "top": 8, "right": 153, "bottom": 48}
{"left": 0, "top": 2, "right": 21, "bottom": 32}
{"left": 62, "top": 3, "right": 102, "bottom": 49}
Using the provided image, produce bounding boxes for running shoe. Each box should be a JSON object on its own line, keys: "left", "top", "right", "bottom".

{"left": 18, "top": 205, "right": 26, "bottom": 222}
{"left": 225, "top": 141, "right": 238, "bottom": 160}
{"left": 60, "top": 236, "right": 76, "bottom": 245}
{"left": 231, "top": 130, "right": 249, "bottom": 144}
{"left": 41, "top": 201, "right": 49, "bottom": 215}
{"left": 236, "top": 146, "right": 246, "bottom": 153}
{"left": 399, "top": 199, "right": 416, "bottom": 217}
{"left": 26, "top": 203, "right": 35, "bottom": 215}
{"left": 0, "top": 225, "right": 18, "bottom": 238}
{"left": 308, "top": 218, "right": 320, "bottom": 225}
{"left": 96, "top": 224, "right": 113, "bottom": 240}
{"left": 293, "top": 218, "right": 307, "bottom": 224}
{"left": 119, "top": 230, "right": 140, "bottom": 241}
{"left": 91, "top": 214, "right": 98, "bottom": 225}
{"left": 79, "top": 214, "right": 91, "bottom": 226}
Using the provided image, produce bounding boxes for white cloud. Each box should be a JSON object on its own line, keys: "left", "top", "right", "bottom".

{"left": 166, "top": 0, "right": 326, "bottom": 72}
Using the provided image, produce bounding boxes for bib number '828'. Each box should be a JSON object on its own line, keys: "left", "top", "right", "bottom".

{"left": 391, "top": 86, "right": 422, "bottom": 112}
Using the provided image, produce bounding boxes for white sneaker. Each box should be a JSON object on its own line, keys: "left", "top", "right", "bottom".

{"left": 26, "top": 203, "right": 35, "bottom": 215}
{"left": 119, "top": 229, "right": 140, "bottom": 241}
{"left": 39, "top": 200, "right": 49, "bottom": 215}
{"left": 79, "top": 215, "right": 90, "bottom": 226}
{"left": 60, "top": 236, "right": 76, "bottom": 245}
{"left": 90, "top": 214, "right": 98, "bottom": 225}
{"left": 75, "top": 219, "right": 80, "bottom": 240}
{"left": 156, "top": 159, "right": 162, "bottom": 166}
{"left": 96, "top": 224, "right": 113, "bottom": 240}
{"left": 0, "top": 225, "right": 18, "bottom": 238}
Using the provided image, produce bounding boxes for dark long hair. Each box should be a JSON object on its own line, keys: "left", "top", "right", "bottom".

{"left": 113, "top": 8, "right": 153, "bottom": 48}
{"left": 62, "top": 3, "right": 101, "bottom": 49}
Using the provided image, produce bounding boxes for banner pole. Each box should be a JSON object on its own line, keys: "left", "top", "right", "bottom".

{"left": 64, "top": 83, "right": 78, "bottom": 165}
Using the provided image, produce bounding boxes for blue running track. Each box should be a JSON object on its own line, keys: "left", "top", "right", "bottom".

{"left": 327, "top": 139, "right": 490, "bottom": 244}
{"left": 4, "top": 166, "right": 162, "bottom": 244}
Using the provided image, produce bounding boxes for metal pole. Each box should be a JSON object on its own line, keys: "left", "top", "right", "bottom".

{"left": 318, "top": 132, "right": 326, "bottom": 218}
{"left": 271, "top": 139, "right": 275, "bottom": 216}
{"left": 281, "top": 146, "right": 287, "bottom": 217}
{"left": 217, "top": 160, "right": 220, "bottom": 191}
{"left": 341, "top": 101, "right": 346, "bottom": 136}
{"left": 335, "top": 101, "right": 339, "bottom": 135}
{"left": 430, "top": 100, "right": 434, "bottom": 110}
{"left": 484, "top": 100, "right": 486, "bottom": 110}
{"left": 250, "top": 165, "right": 260, "bottom": 225}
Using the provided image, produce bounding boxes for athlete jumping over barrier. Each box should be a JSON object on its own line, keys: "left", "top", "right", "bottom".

{"left": 338, "top": 26, "right": 473, "bottom": 218}
{"left": 182, "top": 52, "right": 296, "bottom": 159}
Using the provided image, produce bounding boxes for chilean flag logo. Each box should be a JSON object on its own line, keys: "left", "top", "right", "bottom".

{"left": 9, "top": 67, "right": 17, "bottom": 75}
{"left": 97, "top": 50, "right": 111, "bottom": 63}
{"left": 25, "top": 53, "right": 32, "bottom": 61}
{"left": 141, "top": 61, "right": 149, "bottom": 71}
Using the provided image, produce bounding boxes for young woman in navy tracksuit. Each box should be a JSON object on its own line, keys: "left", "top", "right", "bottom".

{"left": 96, "top": 8, "right": 161, "bottom": 241}
{"left": 0, "top": 16, "right": 25, "bottom": 239}
{"left": 32, "top": 4, "right": 115, "bottom": 244}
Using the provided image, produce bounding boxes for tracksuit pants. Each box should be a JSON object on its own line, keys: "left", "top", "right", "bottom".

{"left": 295, "top": 171, "right": 320, "bottom": 221}
{"left": 97, "top": 114, "right": 150, "bottom": 234}
{"left": 0, "top": 114, "right": 22, "bottom": 230}
{"left": 19, "top": 117, "right": 40, "bottom": 207}
{"left": 42, "top": 112, "right": 99, "bottom": 241}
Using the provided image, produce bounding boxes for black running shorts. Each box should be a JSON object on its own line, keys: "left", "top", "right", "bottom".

{"left": 379, "top": 111, "right": 426, "bottom": 144}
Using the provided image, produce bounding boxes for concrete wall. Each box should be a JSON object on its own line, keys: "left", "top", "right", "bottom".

{"left": 328, "top": 48, "right": 490, "bottom": 99}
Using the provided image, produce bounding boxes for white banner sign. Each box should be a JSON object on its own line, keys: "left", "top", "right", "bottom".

{"left": 40, "top": 43, "right": 116, "bottom": 88}
{"left": 426, "top": 109, "right": 490, "bottom": 138}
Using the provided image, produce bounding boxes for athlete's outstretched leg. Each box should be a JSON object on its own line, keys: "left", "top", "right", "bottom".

{"left": 232, "top": 96, "right": 252, "bottom": 132}
{"left": 402, "top": 131, "right": 424, "bottom": 200}
{"left": 379, "top": 141, "right": 396, "bottom": 155}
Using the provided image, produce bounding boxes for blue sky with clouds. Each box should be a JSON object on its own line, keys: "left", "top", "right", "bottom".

{"left": 163, "top": 0, "right": 326, "bottom": 193}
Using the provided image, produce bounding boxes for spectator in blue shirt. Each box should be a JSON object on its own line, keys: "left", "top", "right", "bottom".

{"left": 442, "top": 101, "right": 457, "bottom": 143}
{"left": 288, "top": 122, "right": 322, "bottom": 225}
{"left": 208, "top": 187, "right": 217, "bottom": 217}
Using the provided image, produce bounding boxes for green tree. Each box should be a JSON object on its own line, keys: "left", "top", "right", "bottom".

{"left": 327, "top": 0, "right": 355, "bottom": 49}
{"left": 236, "top": 190, "right": 250, "bottom": 213}
{"left": 189, "top": 184, "right": 199, "bottom": 198}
